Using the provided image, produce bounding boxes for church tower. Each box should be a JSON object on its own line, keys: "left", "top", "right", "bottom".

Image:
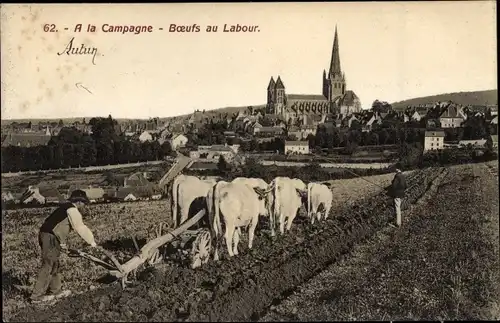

{"left": 323, "top": 26, "right": 346, "bottom": 102}
{"left": 266, "top": 76, "right": 276, "bottom": 113}
{"left": 274, "top": 76, "right": 286, "bottom": 115}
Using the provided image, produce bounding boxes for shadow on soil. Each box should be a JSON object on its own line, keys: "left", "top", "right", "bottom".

{"left": 101, "top": 237, "right": 148, "bottom": 252}
{"left": 2, "top": 269, "right": 28, "bottom": 297}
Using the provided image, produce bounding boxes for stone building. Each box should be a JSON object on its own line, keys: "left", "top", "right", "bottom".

{"left": 265, "top": 26, "right": 362, "bottom": 124}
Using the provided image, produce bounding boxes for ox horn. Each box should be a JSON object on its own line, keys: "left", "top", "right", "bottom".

{"left": 253, "top": 187, "right": 265, "bottom": 197}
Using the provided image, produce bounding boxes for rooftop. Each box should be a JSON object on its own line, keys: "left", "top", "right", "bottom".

{"left": 285, "top": 141, "right": 309, "bottom": 146}
{"left": 287, "top": 94, "right": 328, "bottom": 101}
{"left": 1, "top": 133, "right": 52, "bottom": 148}
{"left": 425, "top": 130, "right": 446, "bottom": 137}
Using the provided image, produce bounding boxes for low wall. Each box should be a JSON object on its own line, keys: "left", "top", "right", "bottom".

{"left": 1, "top": 160, "right": 167, "bottom": 177}
{"left": 260, "top": 160, "right": 394, "bottom": 169}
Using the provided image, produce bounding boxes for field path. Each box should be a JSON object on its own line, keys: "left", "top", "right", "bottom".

{"left": 261, "top": 163, "right": 500, "bottom": 321}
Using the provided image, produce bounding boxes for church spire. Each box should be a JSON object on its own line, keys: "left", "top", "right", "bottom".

{"left": 329, "top": 25, "right": 342, "bottom": 77}
{"left": 267, "top": 76, "right": 275, "bottom": 90}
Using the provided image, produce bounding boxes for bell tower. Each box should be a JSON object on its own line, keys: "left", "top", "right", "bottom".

{"left": 323, "top": 25, "right": 346, "bottom": 102}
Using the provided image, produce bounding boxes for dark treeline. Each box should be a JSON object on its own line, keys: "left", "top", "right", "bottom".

{"left": 1, "top": 116, "right": 173, "bottom": 173}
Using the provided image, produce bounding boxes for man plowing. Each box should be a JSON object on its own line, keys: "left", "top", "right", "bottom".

{"left": 30, "top": 190, "right": 102, "bottom": 303}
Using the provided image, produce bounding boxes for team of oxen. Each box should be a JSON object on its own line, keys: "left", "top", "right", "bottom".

{"left": 170, "top": 175, "right": 334, "bottom": 261}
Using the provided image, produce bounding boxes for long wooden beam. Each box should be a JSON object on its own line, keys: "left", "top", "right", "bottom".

{"left": 108, "top": 209, "right": 207, "bottom": 279}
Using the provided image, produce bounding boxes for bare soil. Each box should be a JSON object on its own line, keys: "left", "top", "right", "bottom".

{"left": 3, "top": 167, "right": 441, "bottom": 322}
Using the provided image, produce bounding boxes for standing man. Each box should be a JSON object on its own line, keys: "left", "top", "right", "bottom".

{"left": 388, "top": 163, "right": 407, "bottom": 227}
{"left": 30, "top": 189, "right": 100, "bottom": 303}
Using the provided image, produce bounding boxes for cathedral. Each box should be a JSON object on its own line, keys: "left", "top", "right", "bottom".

{"left": 266, "top": 26, "right": 362, "bottom": 123}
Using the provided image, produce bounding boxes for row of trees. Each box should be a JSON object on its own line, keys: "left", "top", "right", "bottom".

{"left": 1, "top": 116, "right": 174, "bottom": 173}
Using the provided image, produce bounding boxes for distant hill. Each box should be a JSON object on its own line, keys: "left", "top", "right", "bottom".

{"left": 159, "top": 104, "right": 267, "bottom": 122}
{"left": 1, "top": 104, "right": 267, "bottom": 126}
{"left": 391, "top": 89, "right": 497, "bottom": 111}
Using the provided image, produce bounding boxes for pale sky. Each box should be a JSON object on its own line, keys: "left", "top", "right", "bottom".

{"left": 0, "top": 2, "right": 497, "bottom": 120}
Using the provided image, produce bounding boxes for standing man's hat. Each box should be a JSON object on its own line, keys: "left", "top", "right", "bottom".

{"left": 68, "top": 190, "right": 90, "bottom": 204}
{"left": 394, "top": 162, "right": 403, "bottom": 171}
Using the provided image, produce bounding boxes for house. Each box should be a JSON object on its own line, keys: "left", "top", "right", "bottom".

{"left": 139, "top": 131, "right": 154, "bottom": 142}
{"left": 170, "top": 134, "right": 188, "bottom": 150}
{"left": 299, "top": 125, "right": 317, "bottom": 138}
{"left": 124, "top": 193, "right": 137, "bottom": 202}
{"left": 423, "top": 131, "right": 445, "bottom": 152}
{"left": 19, "top": 186, "right": 46, "bottom": 204}
{"left": 157, "top": 129, "right": 172, "bottom": 145}
{"left": 490, "top": 135, "right": 498, "bottom": 150}
{"left": 426, "top": 118, "right": 440, "bottom": 129}
{"left": 410, "top": 110, "right": 426, "bottom": 122}
{"left": 468, "top": 105, "right": 489, "bottom": 116}
{"left": 458, "top": 139, "right": 487, "bottom": 148}
{"left": 2, "top": 191, "right": 15, "bottom": 201}
{"left": 81, "top": 187, "right": 105, "bottom": 203}
{"left": 206, "top": 145, "right": 236, "bottom": 162}
{"left": 254, "top": 126, "right": 284, "bottom": 137}
{"left": 284, "top": 141, "right": 310, "bottom": 155}
{"left": 287, "top": 125, "right": 317, "bottom": 140}
{"left": 223, "top": 131, "right": 236, "bottom": 138}
{"left": 287, "top": 126, "right": 302, "bottom": 140}
{"left": 39, "top": 188, "right": 65, "bottom": 204}
{"left": 361, "top": 112, "right": 381, "bottom": 132}
{"left": 250, "top": 122, "right": 263, "bottom": 135}
{"left": 124, "top": 172, "right": 151, "bottom": 187}
{"left": 2, "top": 192, "right": 15, "bottom": 203}
{"left": 115, "top": 187, "right": 136, "bottom": 201}
{"left": 1, "top": 132, "right": 52, "bottom": 148}
{"left": 489, "top": 105, "right": 498, "bottom": 117}
{"left": 439, "top": 105, "right": 464, "bottom": 128}
{"left": 346, "top": 115, "right": 359, "bottom": 128}
{"left": 188, "top": 161, "right": 219, "bottom": 171}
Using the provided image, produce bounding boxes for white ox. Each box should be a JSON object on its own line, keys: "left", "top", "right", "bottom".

{"left": 171, "top": 175, "right": 218, "bottom": 228}
{"left": 208, "top": 181, "right": 272, "bottom": 260}
{"left": 307, "top": 182, "right": 333, "bottom": 224}
{"left": 270, "top": 177, "right": 308, "bottom": 235}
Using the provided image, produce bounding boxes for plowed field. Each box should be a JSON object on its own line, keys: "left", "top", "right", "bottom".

{"left": 3, "top": 168, "right": 454, "bottom": 321}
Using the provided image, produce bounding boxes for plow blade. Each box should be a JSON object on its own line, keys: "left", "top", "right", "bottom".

{"left": 66, "top": 248, "right": 119, "bottom": 271}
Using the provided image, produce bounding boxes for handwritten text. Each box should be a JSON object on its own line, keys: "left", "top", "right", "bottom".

{"left": 57, "top": 37, "right": 98, "bottom": 65}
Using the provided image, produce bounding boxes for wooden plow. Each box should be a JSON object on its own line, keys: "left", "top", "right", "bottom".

{"left": 68, "top": 154, "right": 213, "bottom": 289}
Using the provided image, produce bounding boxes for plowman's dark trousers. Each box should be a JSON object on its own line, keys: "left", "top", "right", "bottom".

{"left": 31, "top": 232, "right": 62, "bottom": 299}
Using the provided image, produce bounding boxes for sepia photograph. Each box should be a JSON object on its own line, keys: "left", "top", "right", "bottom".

{"left": 1, "top": 2, "right": 498, "bottom": 321}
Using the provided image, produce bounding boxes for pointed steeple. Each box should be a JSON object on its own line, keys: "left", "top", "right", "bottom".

{"left": 267, "top": 77, "right": 276, "bottom": 90}
{"left": 275, "top": 76, "right": 285, "bottom": 89}
{"left": 329, "top": 25, "right": 342, "bottom": 77}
